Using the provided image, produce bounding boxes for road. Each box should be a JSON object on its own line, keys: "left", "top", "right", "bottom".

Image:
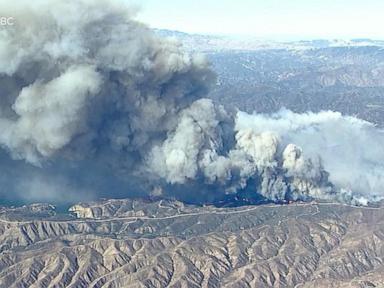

{"left": 0, "top": 201, "right": 382, "bottom": 226}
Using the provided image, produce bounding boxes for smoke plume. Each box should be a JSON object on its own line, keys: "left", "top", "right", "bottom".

{"left": 0, "top": 0, "right": 383, "bottom": 205}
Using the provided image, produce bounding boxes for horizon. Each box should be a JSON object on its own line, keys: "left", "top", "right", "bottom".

{"left": 151, "top": 27, "right": 384, "bottom": 42}
{"left": 134, "top": 0, "right": 384, "bottom": 41}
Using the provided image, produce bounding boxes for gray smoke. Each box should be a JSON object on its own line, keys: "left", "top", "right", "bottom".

{"left": 148, "top": 103, "right": 383, "bottom": 205}
{"left": 0, "top": 0, "right": 383, "bottom": 205}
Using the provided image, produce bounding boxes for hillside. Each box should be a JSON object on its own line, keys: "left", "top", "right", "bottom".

{"left": 1, "top": 199, "right": 384, "bottom": 287}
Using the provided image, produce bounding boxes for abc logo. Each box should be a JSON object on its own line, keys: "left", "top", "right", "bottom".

{"left": 0, "top": 17, "right": 14, "bottom": 26}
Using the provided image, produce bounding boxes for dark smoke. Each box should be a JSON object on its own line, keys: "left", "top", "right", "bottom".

{"left": 0, "top": 0, "right": 383, "bottom": 206}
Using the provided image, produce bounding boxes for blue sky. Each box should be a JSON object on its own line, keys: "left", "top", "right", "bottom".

{"left": 133, "top": 0, "right": 384, "bottom": 40}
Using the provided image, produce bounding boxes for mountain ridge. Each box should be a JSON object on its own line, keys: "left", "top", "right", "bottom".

{"left": 1, "top": 199, "right": 384, "bottom": 287}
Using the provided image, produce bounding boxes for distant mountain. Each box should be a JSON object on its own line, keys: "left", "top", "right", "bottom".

{"left": 154, "top": 29, "right": 384, "bottom": 52}
{"left": 154, "top": 30, "right": 384, "bottom": 126}
{"left": 207, "top": 47, "right": 384, "bottom": 125}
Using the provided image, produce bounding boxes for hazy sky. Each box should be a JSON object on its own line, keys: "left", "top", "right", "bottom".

{"left": 133, "top": 0, "right": 384, "bottom": 40}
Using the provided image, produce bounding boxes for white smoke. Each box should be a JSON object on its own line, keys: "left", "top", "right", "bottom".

{"left": 235, "top": 109, "right": 384, "bottom": 203}
{"left": 148, "top": 99, "right": 227, "bottom": 184}
{"left": 0, "top": 0, "right": 383, "bottom": 205}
